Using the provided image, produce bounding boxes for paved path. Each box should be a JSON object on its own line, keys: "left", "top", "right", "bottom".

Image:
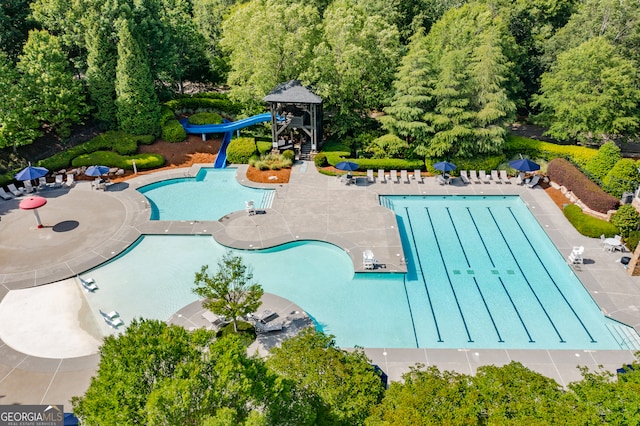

{"left": 1, "top": 163, "right": 640, "bottom": 409}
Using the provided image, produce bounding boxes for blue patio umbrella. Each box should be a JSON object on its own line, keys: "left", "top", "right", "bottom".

{"left": 85, "top": 165, "right": 110, "bottom": 177}
{"left": 14, "top": 163, "right": 48, "bottom": 181}
{"left": 335, "top": 161, "right": 359, "bottom": 172}
{"left": 433, "top": 161, "right": 457, "bottom": 173}
{"left": 509, "top": 158, "right": 540, "bottom": 172}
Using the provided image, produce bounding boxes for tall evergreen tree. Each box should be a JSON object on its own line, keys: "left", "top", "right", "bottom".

{"left": 115, "top": 20, "right": 160, "bottom": 135}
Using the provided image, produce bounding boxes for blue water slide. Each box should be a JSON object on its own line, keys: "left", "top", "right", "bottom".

{"left": 180, "top": 113, "right": 273, "bottom": 169}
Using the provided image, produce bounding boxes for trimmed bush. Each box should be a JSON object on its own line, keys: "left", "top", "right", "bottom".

{"left": 159, "top": 105, "right": 175, "bottom": 126}
{"left": 625, "top": 231, "right": 640, "bottom": 253}
{"left": 250, "top": 153, "right": 293, "bottom": 170}
{"left": 611, "top": 204, "right": 640, "bottom": 237}
{"left": 314, "top": 152, "right": 328, "bottom": 167}
{"left": 161, "top": 119, "right": 187, "bottom": 143}
{"left": 548, "top": 158, "right": 619, "bottom": 213}
{"left": 187, "top": 112, "right": 223, "bottom": 125}
{"left": 72, "top": 151, "right": 165, "bottom": 170}
{"left": 585, "top": 141, "right": 621, "bottom": 182}
{"left": 282, "top": 149, "right": 295, "bottom": 161}
{"left": 602, "top": 158, "right": 640, "bottom": 198}
{"left": 505, "top": 136, "right": 597, "bottom": 169}
{"left": 226, "top": 137, "right": 257, "bottom": 164}
{"left": 563, "top": 204, "right": 619, "bottom": 238}
{"left": 427, "top": 155, "right": 506, "bottom": 176}
{"left": 257, "top": 141, "right": 272, "bottom": 155}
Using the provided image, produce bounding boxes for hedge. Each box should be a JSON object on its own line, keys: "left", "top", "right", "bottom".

{"left": 505, "top": 136, "right": 597, "bottom": 169}
{"left": 563, "top": 204, "right": 619, "bottom": 238}
{"left": 161, "top": 119, "right": 187, "bottom": 143}
{"left": 188, "top": 112, "right": 223, "bottom": 125}
{"left": 37, "top": 131, "right": 154, "bottom": 171}
{"left": 322, "top": 141, "right": 424, "bottom": 171}
{"left": 226, "top": 137, "right": 257, "bottom": 164}
{"left": 164, "top": 93, "right": 242, "bottom": 115}
{"left": 159, "top": 105, "right": 175, "bottom": 126}
{"left": 72, "top": 151, "right": 165, "bottom": 170}
{"left": 426, "top": 155, "right": 506, "bottom": 176}
{"left": 547, "top": 158, "right": 619, "bottom": 213}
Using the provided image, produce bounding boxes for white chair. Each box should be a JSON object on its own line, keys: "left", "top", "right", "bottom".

{"left": 0, "top": 188, "right": 13, "bottom": 200}
{"left": 389, "top": 170, "right": 398, "bottom": 183}
{"left": 65, "top": 173, "right": 75, "bottom": 187}
{"left": 99, "top": 309, "right": 120, "bottom": 321}
{"left": 104, "top": 316, "right": 124, "bottom": 329}
{"left": 479, "top": 170, "right": 491, "bottom": 183}
{"left": 568, "top": 246, "right": 584, "bottom": 264}
{"left": 52, "top": 174, "right": 63, "bottom": 188}
{"left": 515, "top": 172, "right": 525, "bottom": 185}
{"left": 414, "top": 169, "right": 423, "bottom": 183}
{"left": 255, "top": 320, "right": 284, "bottom": 333}
{"left": 460, "top": 171, "right": 470, "bottom": 184}
{"left": 378, "top": 169, "right": 386, "bottom": 183}
{"left": 499, "top": 170, "right": 510, "bottom": 183}
{"left": 469, "top": 170, "right": 480, "bottom": 183}
{"left": 363, "top": 250, "right": 376, "bottom": 270}
{"left": 202, "top": 310, "right": 226, "bottom": 329}
{"left": 23, "top": 180, "right": 35, "bottom": 193}
{"left": 245, "top": 200, "right": 256, "bottom": 216}
{"left": 367, "top": 169, "right": 374, "bottom": 183}
{"left": 527, "top": 175, "right": 540, "bottom": 188}
{"left": 79, "top": 276, "right": 98, "bottom": 292}
{"left": 7, "top": 183, "right": 23, "bottom": 196}
{"left": 400, "top": 170, "right": 409, "bottom": 183}
{"left": 491, "top": 170, "right": 500, "bottom": 182}
{"left": 436, "top": 174, "right": 447, "bottom": 185}
{"left": 38, "top": 177, "right": 47, "bottom": 190}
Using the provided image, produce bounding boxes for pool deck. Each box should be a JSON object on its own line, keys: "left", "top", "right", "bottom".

{"left": 1, "top": 161, "right": 640, "bottom": 407}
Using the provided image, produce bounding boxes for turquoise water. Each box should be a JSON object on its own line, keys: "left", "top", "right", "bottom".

{"left": 138, "top": 168, "right": 273, "bottom": 220}
{"left": 84, "top": 194, "right": 629, "bottom": 349}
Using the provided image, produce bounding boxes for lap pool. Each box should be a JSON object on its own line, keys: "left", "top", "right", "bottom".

{"left": 83, "top": 194, "right": 634, "bottom": 349}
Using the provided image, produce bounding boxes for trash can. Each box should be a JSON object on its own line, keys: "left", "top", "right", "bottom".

{"left": 622, "top": 192, "right": 634, "bottom": 204}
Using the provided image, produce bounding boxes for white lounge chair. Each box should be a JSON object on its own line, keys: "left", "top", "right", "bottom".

{"left": 52, "top": 174, "right": 63, "bottom": 188}
{"left": 255, "top": 320, "right": 284, "bottom": 333}
{"left": 7, "top": 183, "right": 23, "bottom": 196}
{"left": 568, "top": 246, "right": 584, "bottom": 264}
{"left": 469, "top": 170, "right": 480, "bottom": 183}
{"left": 202, "top": 310, "right": 226, "bottom": 329}
{"left": 400, "top": 170, "right": 409, "bottom": 183}
{"left": 252, "top": 310, "right": 278, "bottom": 323}
{"left": 460, "top": 171, "right": 470, "bottom": 184}
{"left": 0, "top": 188, "right": 13, "bottom": 200}
{"left": 414, "top": 169, "right": 423, "bottom": 183}
{"left": 515, "top": 172, "right": 525, "bottom": 185}
{"left": 479, "top": 170, "right": 491, "bottom": 183}
{"left": 245, "top": 200, "right": 255, "bottom": 216}
{"left": 389, "top": 170, "right": 398, "bottom": 183}
{"left": 104, "top": 316, "right": 124, "bottom": 329}
{"left": 99, "top": 309, "right": 120, "bottom": 321}
{"left": 491, "top": 170, "right": 500, "bottom": 182}
{"left": 79, "top": 276, "right": 98, "bottom": 292}
{"left": 499, "top": 170, "right": 510, "bottom": 183}
{"left": 363, "top": 250, "right": 377, "bottom": 270}
{"left": 38, "top": 177, "right": 47, "bottom": 190}
{"left": 527, "top": 175, "right": 540, "bottom": 188}
{"left": 378, "top": 169, "right": 386, "bottom": 183}
{"left": 23, "top": 180, "right": 35, "bottom": 193}
{"left": 367, "top": 169, "right": 374, "bottom": 183}
{"left": 436, "top": 174, "right": 448, "bottom": 185}
{"left": 65, "top": 173, "right": 75, "bottom": 187}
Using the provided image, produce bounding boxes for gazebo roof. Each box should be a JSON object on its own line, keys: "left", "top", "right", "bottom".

{"left": 263, "top": 80, "right": 322, "bottom": 104}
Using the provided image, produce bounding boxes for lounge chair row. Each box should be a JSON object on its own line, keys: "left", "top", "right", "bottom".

{"left": 367, "top": 169, "right": 423, "bottom": 184}
{"left": 459, "top": 170, "right": 540, "bottom": 188}
{"left": 0, "top": 175, "right": 75, "bottom": 200}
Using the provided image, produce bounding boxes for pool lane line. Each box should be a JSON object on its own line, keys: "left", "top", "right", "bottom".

{"left": 486, "top": 207, "right": 566, "bottom": 343}
{"left": 472, "top": 277, "right": 504, "bottom": 342}
{"left": 445, "top": 208, "right": 470, "bottom": 267}
{"left": 465, "top": 207, "right": 533, "bottom": 342}
{"left": 506, "top": 207, "right": 596, "bottom": 343}
{"left": 425, "top": 207, "right": 473, "bottom": 343}
{"left": 404, "top": 207, "right": 442, "bottom": 343}
{"left": 402, "top": 275, "right": 420, "bottom": 348}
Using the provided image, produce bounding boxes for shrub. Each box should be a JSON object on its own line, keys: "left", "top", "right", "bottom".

{"left": 602, "top": 159, "right": 640, "bottom": 198}
{"left": 226, "top": 137, "right": 256, "bottom": 164}
{"left": 164, "top": 94, "right": 242, "bottom": 115}
{"left": 611, "top": 204, "right": 640, "bottom": 237}
{"left": 134, "top": 134, "right": 156, "bottom": 145}
{"left": 159, "top": 105, "right": 175, "bottom": 126}
{"left": 314, "top": 152, "right": 328, "bottom": 167}
{"left": 161, "top": 119, "right": 187, "bottom": 143}
{"left": 282, "top": 149, "right": 295, "bottom": 161}
{"left": 585, "top": 141, "right": 621, "bottom": 182}
{"left": 72, "top": 151, "right": 164, "bottom": 170}
{"left": 548, "top": 158, "right": 619, "bottom": 213}
{"left": 428, "top": 155, "right": 506, "bottom": 176}
{"left": 251, "top": 153, "right": 292, "bottom": 170}
{"left": 366, "top": 133, "right": 409, "bottom": 159}
{"left": 187, "top": 112, "right": 223, "bottom": 125}
{"left": 625, "top": 230, "right": 640, "bottom": 253}
{"left": 256, "top": 141, "right": 272, "bottom": 155}
{"left": 563, "top": 204, "right": 619, "bottom": 238}
{"left": 505, "top": 136, "right": 597, "bottom": 169}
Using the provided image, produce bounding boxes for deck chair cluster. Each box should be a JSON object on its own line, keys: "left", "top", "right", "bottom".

{"left": 372, "top": 169, "right": 423, "bottom": 184}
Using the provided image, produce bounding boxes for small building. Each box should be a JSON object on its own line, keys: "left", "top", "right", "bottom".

{"left": 263, "top": 80, "right": 323, "bottom": 159}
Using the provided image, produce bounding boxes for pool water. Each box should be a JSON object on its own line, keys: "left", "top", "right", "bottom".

{"left": 84, "top": 195, "right": 632, "bottom": 349}
{"left": 138, "top": 168, "right": 274, "bottom": 220}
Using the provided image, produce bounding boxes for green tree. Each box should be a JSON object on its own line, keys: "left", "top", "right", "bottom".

{"left": 611, "top": 204, "right": 640, "bottom": 237}
{"left": 0, "top": 0, "right": 36, "bottom": 61}
{"left": 192, "top": 0, "right": 234, "bottom": 83}
{"left": 268, "top": 328, "right": 385, "bottom": 425}
{"left": 221, "top": 0, "right": 321, "bottom": 110}
{"left": 17, "top": 30, "right": 89, "bottom": 139}
{"left": 115, "top": 20, "right": 161, "bottom": 135}
{"left": 193, "top": 250, "right": 264, "bottom": 332}
{"left": 585, "top": 141, "right": 622, "bottom": 182}
{"left": 304, "top": 0, "right": 400, "bottom": 136}
{"left": 603, "top": 159, "right": 640, "bottom": 198}
{"left": 533, "top": 37, "right": 640, "bottom": 143}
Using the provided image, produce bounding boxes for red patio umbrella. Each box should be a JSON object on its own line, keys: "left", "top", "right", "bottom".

{"left": 19, "top": 196, "right": 47, "bottom": 228}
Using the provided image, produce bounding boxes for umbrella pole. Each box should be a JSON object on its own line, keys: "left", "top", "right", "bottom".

{"left": 32, "top": 209, "right": 43, "bottom": 228}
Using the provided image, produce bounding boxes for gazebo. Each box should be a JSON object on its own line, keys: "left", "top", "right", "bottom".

{"left": 263, "top": 80, "right": 323, "bottom": 159}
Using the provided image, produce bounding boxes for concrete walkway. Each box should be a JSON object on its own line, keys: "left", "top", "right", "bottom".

{"left": 1, "top": 163, "right": 640, "bottom": 408}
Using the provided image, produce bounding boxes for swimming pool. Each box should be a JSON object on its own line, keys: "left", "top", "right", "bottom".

{"left": 138, "top": 168, "right": 274, "bottom": 220}
{"left": 84, "top": 195, "right": 633, "bottom": 349}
